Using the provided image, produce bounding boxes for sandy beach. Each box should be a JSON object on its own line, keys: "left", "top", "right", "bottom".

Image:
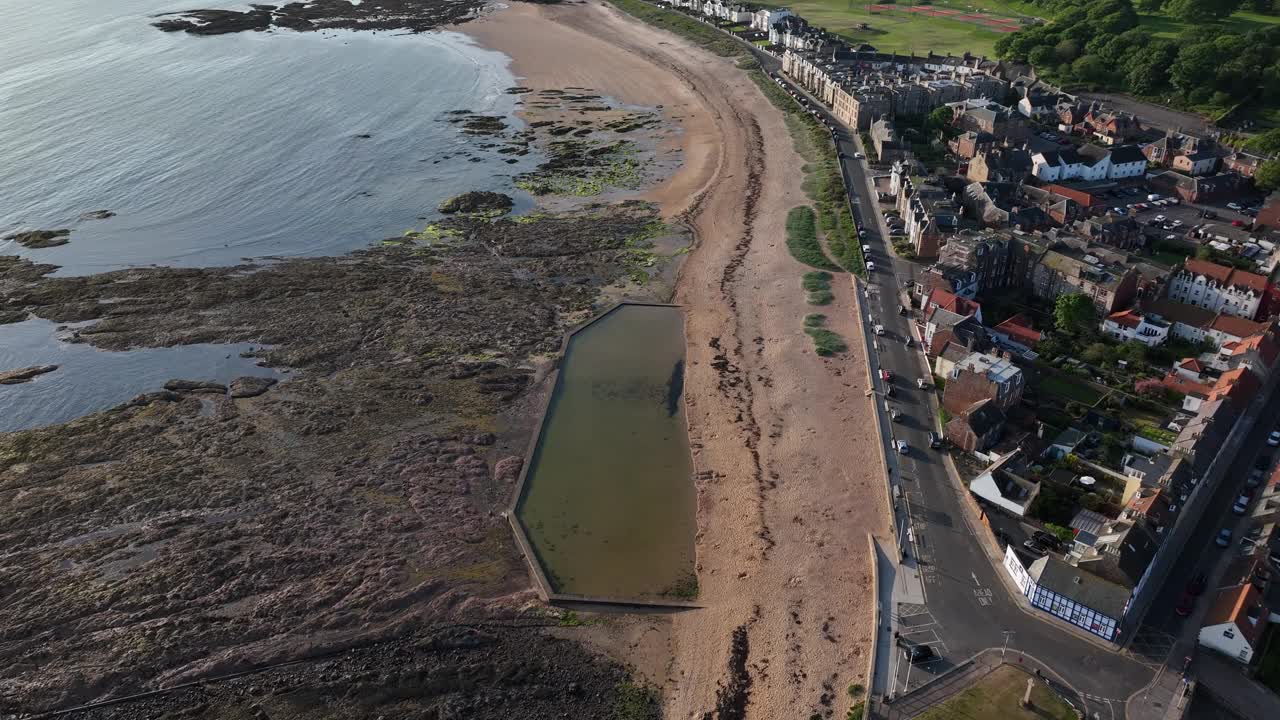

{"left": 467, "top": 3, "right": 892, "bottom": 718}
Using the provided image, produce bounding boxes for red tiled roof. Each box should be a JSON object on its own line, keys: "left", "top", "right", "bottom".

{"left": 1178, "top": 358, "right": 1205, "bottom": 372}
{"left": 1231, "top": 332, "right": 1280, "bottom": 369}
{"left": 994, "top": 313, "right": 1041, "bottom": 346}
{"left": 1203, "top": 584, "right": 1268, "bottom": 650}
{"left": 927, "top": 287, "right": 981, "bottom": 318}
{"left": 1106, "top": 309, "right": 1142, "bottom": 330}
{"left": 1181, "top": 259, "right": 1269, "bottom": 295}
{"left": 1162, "top": 371, "right": 1211, "bottom": 398}
{"left": 1209, "top": 367, "right": 1261, "bottom": 406}
{"left": 1210, "top": 313, "right": 1268, "bottom": 340}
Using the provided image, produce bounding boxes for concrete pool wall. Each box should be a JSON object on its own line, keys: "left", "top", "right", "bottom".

{"left": 506, "top": 302, "right": 699, "bottom": 609}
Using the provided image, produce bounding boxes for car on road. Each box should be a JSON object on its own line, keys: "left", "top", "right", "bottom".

{"left": 927, "top": 431, "right": 941, "bottom": 448}
{"left": 858, "top": 228, "right": 868, "bottom": 237}
{"left": 874, "top": 324, "right": 885, "bottom": 336}
{"left": 895, "top": 439, "right": 909, "bottom": 454}
{"left": 1232, "top": 219, "right": 1246, "bottom": 227}
{"left": 1233, "top": 497, "right": 1249, "bottom": 515}
{"left": 885, "top": 385, "right": 895, "bottom": 397}
{"left": 1247, "top": 468, "right": 1265, "bottom": 488}
{"left": 899, "top": 305, "right": 909, "bottom": 316}
{"left": 1216, "top": 528, "right": 1233, "bottom": 547}
{"left": 1228, "top": 202, "right": 1244, "bottom": 211}
{"left": 1155, "top": 214, "right": 1166, "bottom": 222}
{"left": 880, "top": 369, "right": 893, "bottom": 381}
{"left": 1267, "top": 430, "right": 1280, "bottom": 447}
{"left": 905, "top": 336, "right": 913, "bottom": 348}
{"left": 866, "top": 261, "right": 876, "bottom": 271}
{"left": 852, "top": 152, "right": 864, "bottom": 159}
{"left": 903, "top": 644, "right": 936, "bottom": 664}
{"left": 1171, "top": 219, "right": 1183, "bottom": 227}
{"left": 1174, "top": 592, "right": 1196, "bottom": 617}
{"left": 862, "top": 244, "right": 872, "bottom": 254}
{"left": 1201, "top": 209, "right": 1218, "bottom": 219}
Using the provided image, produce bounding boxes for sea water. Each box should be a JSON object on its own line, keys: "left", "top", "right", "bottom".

{"left": 0, "top": 0, "right": 533, "bottom": 430}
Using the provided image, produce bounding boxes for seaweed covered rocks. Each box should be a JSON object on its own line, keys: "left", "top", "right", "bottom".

{"left": 438, "top": 191, "right": 514, "bottom": 214}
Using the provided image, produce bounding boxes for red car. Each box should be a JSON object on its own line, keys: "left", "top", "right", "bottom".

{"left": 1232, "top": 220, "right": 1245, "bottom": 227}
{"left": 880, "top": 369, "right": 893, "bottom": 381}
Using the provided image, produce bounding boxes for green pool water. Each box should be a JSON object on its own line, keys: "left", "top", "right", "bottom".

{"left": 516, "top": 304, "right": 696, "bottom": 600}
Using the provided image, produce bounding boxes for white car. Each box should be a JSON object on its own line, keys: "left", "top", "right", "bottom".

{"left": 895, "top": 440, "right": 909, "bottom": 454}
{"left": 1268, "top": 430, "right": 1280, "bottom": 447}
{"left": 1155, "top": 214, "right": 1166, "bottom": 222}
{"left": 874, "top": 324, "right": 885, "bottom": 336}
{"left": 1228, "top": 202, "right": 1243, "bottom": 211}
{"left": 866, "top": 261, "right": 876, "bottom": 272}
{"left": 1171, "top": 220, "right": 1183, "bottom": 227}
{"left": 862, "top": 244, "right": 872, "bottom": 254}
{"left": 853, "top": 152, "right": 865, "bottom": 159}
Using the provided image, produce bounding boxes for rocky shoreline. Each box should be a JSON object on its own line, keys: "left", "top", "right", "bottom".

{"left": 152, "top": 0, "right": 495, "bottom": 35}
{"left": 0, "top": 198, "right": 687, "bottom": 715}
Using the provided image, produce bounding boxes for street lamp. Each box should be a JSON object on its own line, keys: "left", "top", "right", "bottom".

{"left": 1001, "top": 630, "right": 1016, "bottom": 661}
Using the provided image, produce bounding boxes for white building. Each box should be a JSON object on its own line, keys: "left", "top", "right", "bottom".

{"left": 1198, "top": 584, "right": 1269, "bottom": 664}
{"left": 1166, "top": 259, "right": 1267, "bottom": 320}
{"left": 1031, "top": 145, "right": 1147, "bottom": 183}
{"left": 1101, "top": 309, "right": 1170, "bottom": 347}
{"left": 1003, "top": 549, "right": 1127, "bottom": 642}
{"left": 751, "top": 7, "right": 793, "bottom": 32}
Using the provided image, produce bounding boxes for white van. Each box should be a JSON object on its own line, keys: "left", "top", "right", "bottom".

{"left": 867, "top": 261, "right": 876, "bottom": 272}
{"left": 862, "top": 244, "right": 872, "bottom": 254}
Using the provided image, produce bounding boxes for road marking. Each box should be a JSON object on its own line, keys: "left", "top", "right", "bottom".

{"left": 971, "top": 571, "right": 979, "bottom": 586}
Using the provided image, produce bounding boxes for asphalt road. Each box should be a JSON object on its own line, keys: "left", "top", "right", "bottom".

{"left": 750, "top": 52, "right": 1157, "bottom": 716}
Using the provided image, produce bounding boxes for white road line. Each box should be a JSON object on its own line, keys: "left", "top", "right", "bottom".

{"left": 971, "top": 571, "right": 980, "bottom": 586}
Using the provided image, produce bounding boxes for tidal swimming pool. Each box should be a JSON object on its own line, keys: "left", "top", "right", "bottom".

{"left": 515, "top": 304, "right": 696, "bottom": 601}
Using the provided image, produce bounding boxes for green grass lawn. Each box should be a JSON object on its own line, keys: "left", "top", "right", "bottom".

{"left": 1140, "top": 9, "right": 1280, "bottom": 40}
{"left": 1037, "top": 373, "right": 1105, "bottom": 406}
{"left": 782, "top": 0, "right": 1024, "bottom": 56}
{"left": 915, "top": 665, "right": 1077, "bottom": 720}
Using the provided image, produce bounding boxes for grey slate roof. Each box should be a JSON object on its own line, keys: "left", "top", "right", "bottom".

{"left": 1028, "top": 555, "right": 1131, "bottom": 618}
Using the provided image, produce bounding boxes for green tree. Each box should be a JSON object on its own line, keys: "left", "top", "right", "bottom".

{"left": 1243, "top": 0, "right": 1275, "bottom": 12}
{"left": 1134, "top": 0, "right": 1165, "bottom": 10}
{"left": 1170, "top": 42, "right": 1224, "bottom": 96}
{"left": 1256, "top": 160, "right": 1280, "bottom": 192}
{"left": 927, "top": 106, "right": 953, "bottom": 132}
{"left": 1245, "top": 128, "right": 1280, "bottom": 155}
{"left": 1054, "top": 293, "right": 1096, "bottom": 336}
{"left": 1071, "top": 55, "right": 1111, "bottom": 85}
{"left": 1054, "top": 38, "right": 1081, "bottom": 63}
{"left": 1167, "top": 0, "right": 1242, "bottom": 22}
{"left": 1083, "top": 342, "right": 1112, "bottom": 365}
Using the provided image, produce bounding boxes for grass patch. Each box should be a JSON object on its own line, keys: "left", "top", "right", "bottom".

{"left": 802, "top": 271, "right": 835, "bottom": 305}
{"left": 803, "top": 313, "right": 846, "bottom": 356}
{"left": 914, "top": 665, "right": 1077, "bottom": 720}
{"left": 847, "top": 701, "right": 865, "bottom": 720}
{"left": 661, "top": 571, "right": 699, "bottom": 600}
{"left": 1037, "top": 373, "right": 1105, "bottom": 406}
{"left": 779, "top": 0, "right": 1028, "bottom": 57}
{"left": 608, "top": 0, "right": 748, "bottom": 58}
{"left": 612, "top": 681, "right": 662, "bottom": 720}
{"left": 1135, "top": 420, "right": 1176, "bottom": 446}
{"left": 786, "top": 205, "right": 839, "bottom": 270}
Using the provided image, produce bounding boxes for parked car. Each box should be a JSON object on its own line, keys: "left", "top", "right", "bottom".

{"left": 1216, "top": 528, "right": 1233, "bottom": 547}
{"left": 1032, "top": 530, "right": 1063, "bottom": 551}
{"left": 874, "top": 324, "right": 885, "bottom": 336}
{"left": 858, "top": 229, "right": 868, "bottom": 238}
{"left": 867, "top": 261, "right": 877, "bottom": 271}
{"left": 1233, "top": 498, "right": 1249, "bottom": 515}
{"left": 1171, "top": 219, "right": 1183, "bottom": 227}
{"left": 852, "top": 152, "right": 864, "bottom": 159}
{"left": 916, "top": 377, "right": 926, "bottom": 389}
{"left": 885, "top": 385, "right": 896, "bottom": 397}
{"left": 927, "top": 431, "right": 941, "bottom": 448}
{"left": 1201, "top": 209, "right": 1218, "bottom": 219}
{"left": 1022, "top": 540, "right": 1048, "bottom": 557}
{"left": 905, "top": 337, "right": 914, "bottom": 348}
{"left": 903, "top": 644, "right": 935, "bottom": 664}
{"left": 1155, "top": 214, "right": 1167, "bottom": 222}
{"left": 1228, "top": 202, "right": 1244, "bottom": 211}
{"left": 1232, "top": 220, "right": 1245, "bottom": 227}
{"left": 862, "top": 244, "right": 872, "bottom": 254}
{"left": 895, "top": 439, "right": 909, "bottom": 454}
{"left": 887, "top": 403, "right": 902, "bottom": 421}
{"left": 1247, "top": 468, "right": 1265, "bottom": 488}
{"left": 1174, "top": 592, "right": 1196, "bottom": 617}
{"left": 880, "top": 369, "right": 893, "bottom": 381}
{"left": 899, "top": 305, "right": 909, "bottom": 316}
{"left": 1267, "top": 430, "right": 1280, "bottom": 447}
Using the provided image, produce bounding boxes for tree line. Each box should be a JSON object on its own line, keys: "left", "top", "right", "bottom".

{"left": 994, "top": 0, "right": 1280, "bottom": 110}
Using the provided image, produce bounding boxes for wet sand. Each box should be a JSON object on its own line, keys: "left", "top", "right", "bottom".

{"left": 466, "top": 3, "right": 891, "bottom": 718}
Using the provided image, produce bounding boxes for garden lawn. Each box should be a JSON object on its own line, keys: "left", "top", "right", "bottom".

{"left": 914, "top": 665, "right": 1077, "bottom": 720}
{"left": 1037, "top": 373, "right": 1105, "bottom": 406}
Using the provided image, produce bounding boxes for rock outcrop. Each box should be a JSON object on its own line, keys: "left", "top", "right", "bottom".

{"left": 5, "top": 230, "right": 70, "bottom": 248}
{"left": 0, "top": 365, "right": 58, "bottom": 384}
{"left": 438, "top": 191, "right": 514, "bottom": 214}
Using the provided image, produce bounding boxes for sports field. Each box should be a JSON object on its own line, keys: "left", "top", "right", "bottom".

{"left": 782, "top": 1, "right": 1042, "bottom": 56}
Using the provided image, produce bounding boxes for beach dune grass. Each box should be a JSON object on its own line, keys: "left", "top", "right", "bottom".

{"left": 786, "top": 206, "right": 838, "bottom": 271}
{"left": 609, "top": 0, "right": 747, "bottom": 57}
{"left": 801, "top": 312, "right": 846, "bottom": 356}
{"left": 913, "top": 665, "right": 1077, "bottom": 720}
{"left": 801, "top": 270, "right": 835, "bottom": 305}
